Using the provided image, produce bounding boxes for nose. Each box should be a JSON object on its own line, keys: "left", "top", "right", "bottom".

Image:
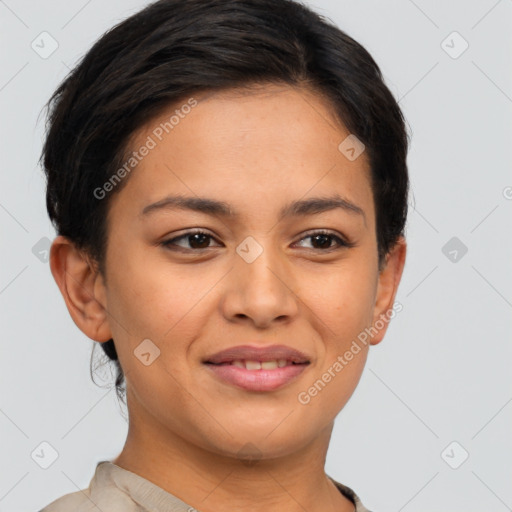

{"left": 220, "top": 240, "right": 299, "bottom": 328}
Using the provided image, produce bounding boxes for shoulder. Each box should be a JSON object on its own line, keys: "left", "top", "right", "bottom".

{"left": 329, "top": 476, "right": 374, "bottom": 512}
{"left": 39, "top": 461, "right": 139, "bottom": 512}
{"left": 39, "top": 489, "right": 97, "bottom": 512}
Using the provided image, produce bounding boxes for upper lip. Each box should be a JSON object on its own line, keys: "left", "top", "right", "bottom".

{"left": 204, "top": 344, "right": 310, "bottom": 364}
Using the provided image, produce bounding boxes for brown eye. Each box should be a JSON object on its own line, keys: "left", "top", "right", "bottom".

{"left": 294, "top": 230, "right": 354, "bottom": 251}
{"left": 310, "top": 233, "right": 335, "bottom": 249}
{"left": 161, "top": 231, "right": 221, "bottom": 251}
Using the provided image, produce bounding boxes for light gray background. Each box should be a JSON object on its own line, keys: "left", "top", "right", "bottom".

{"left": 1, "top": 1, "right": 511, "bottom": 510}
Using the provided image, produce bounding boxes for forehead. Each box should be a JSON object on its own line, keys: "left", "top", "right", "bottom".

{"left": 110, "top": 84, "right": 374, "bottom": 224}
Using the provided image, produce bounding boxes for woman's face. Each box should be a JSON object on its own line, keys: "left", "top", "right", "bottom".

{"left": 95, "top": 84, "right": 404, "bottom": 460}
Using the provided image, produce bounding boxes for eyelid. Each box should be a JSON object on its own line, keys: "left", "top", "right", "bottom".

{"left": 161, "top": 228, "right": 354, "bottom": 252}
{"left": 292, "top": 229, "right": 355, "bottom": 250}
{"left": 161, "top": 229, "right": 222, "bottom": 249}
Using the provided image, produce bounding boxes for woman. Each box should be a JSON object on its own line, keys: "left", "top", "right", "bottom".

{"left": 39, "top": 0, "right": 408, "bottom": 510}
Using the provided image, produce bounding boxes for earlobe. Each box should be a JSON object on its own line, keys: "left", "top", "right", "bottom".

{"left": 369, "top": 237, "right": 407, "bottom": 346}
{"left": 49, "top": 235, "right": 112, "bottom": 343}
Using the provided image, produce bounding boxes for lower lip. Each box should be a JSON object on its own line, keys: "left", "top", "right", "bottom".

{"left": 204, "top": 363, "right": 309, "bottom": 391}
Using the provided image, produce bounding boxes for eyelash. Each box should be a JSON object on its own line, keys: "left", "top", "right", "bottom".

{"left": 161, "top": 229, "right": 355, "bottom": 253}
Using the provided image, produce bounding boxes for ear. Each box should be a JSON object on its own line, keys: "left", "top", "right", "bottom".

{"left": 49, "top": 235, "right": 112, "bottom": 343}
{"left": 369, "top": 237, "right": 407, "bottom": 346}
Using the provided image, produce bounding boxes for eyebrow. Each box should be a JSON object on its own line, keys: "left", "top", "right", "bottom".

{"left": 140, "top": 194, "right": 366, "bottom": 222}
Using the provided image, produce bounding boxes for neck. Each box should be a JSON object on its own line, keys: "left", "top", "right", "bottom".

{"left": 113, "top": 391, "right": 355, "bottom": 512}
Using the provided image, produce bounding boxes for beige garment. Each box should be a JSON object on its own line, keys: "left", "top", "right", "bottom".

{"left": 39, "top": 460, "right": 372, "bottom": 512}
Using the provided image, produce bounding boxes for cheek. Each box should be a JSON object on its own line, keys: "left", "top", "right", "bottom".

{"left": 294, "top": 329, "right": 368, "bottom": 436}
{"left": 107, "top": 255, "right": 207, "bottom": 339}
{"left": 104, "top": 256, "right": 224, "bottom": 392}
{"left": 303, "top": 261, "right": 377, "bottom": 335}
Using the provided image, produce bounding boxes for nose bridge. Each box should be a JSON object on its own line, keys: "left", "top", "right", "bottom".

{"left": 225, "top": 234, "right": 298, "bottom": 324}
{"left": 237, "top": 234, "right": 288, "bottom": 291}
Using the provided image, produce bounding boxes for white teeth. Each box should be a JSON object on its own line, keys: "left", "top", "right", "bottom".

{"left": 230, "top": 359, "right": 290, "bottom": 370}
{"left": 245, "top": 360, "right": 262, "bottom": 370}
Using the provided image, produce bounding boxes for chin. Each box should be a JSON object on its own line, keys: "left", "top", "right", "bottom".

{"left": 197, "top": 421, "right": 320, "bottom": 462}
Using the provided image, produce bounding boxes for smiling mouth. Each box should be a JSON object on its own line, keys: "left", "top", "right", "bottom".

{"left": 205, "top": 359, "right": 308, "bottom": 370}
{"left": 203, "top": 359, "right": 310, "bottom": 392}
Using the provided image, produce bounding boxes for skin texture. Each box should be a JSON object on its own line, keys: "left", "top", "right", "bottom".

{"left": 50, "top": 84, "right": 406, "bottom": 512}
